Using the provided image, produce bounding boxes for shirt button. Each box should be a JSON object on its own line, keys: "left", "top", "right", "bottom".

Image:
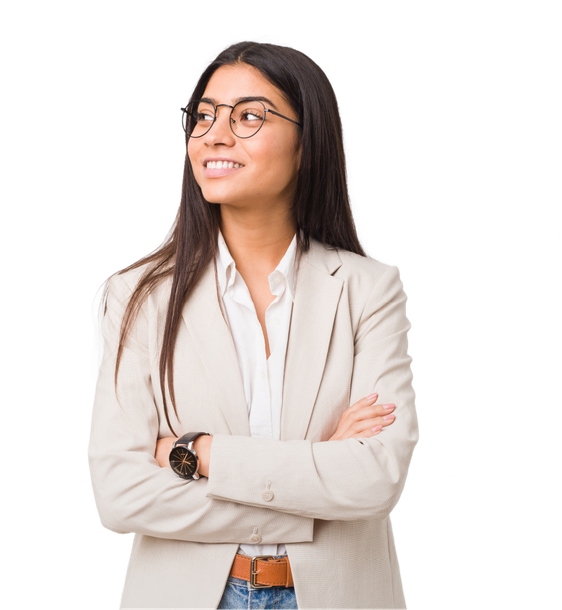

{"left": 261, "top": 371, "right": 266, "bottom": 380}
{"left": 261, "top": 490, "right": 274, "bottom": 501}
{"left": 250, "top": 534, "right": 262, "bottom": 543}
{"left": 273, "top": 317, "right": 280, "bottom": 325}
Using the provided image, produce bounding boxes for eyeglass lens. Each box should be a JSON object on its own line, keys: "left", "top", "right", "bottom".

{"left": 182, "top": 100, "right": 266, "bottom": 138}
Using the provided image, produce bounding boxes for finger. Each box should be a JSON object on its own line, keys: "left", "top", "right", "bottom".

{"left": 380, "top": 402, "right": 395, "bottom": 415}
{"left": 355, "top": 422, "right": 384, "bottom": 436}
{"left": 371, "top": 410, "right": 395, "bottom": 436}
{"left": 345, "top": 392, "right": 379, "bottom": 416}
{"left": 371, "top": 411, "right": 396, "bottom": 426}
{"left": 346, "top": 425, "right": 383, "bottom": 440}
{"left": 349, "top": 412, "right": 399, "bottom": 439}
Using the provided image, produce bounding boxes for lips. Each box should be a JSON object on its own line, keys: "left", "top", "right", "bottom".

{"left": 202, "top": 157, "right": 245, "bottom": 178}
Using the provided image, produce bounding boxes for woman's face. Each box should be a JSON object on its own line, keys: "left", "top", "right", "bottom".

{"left": 187, "top": 64, "right": 301, "bottom": 211}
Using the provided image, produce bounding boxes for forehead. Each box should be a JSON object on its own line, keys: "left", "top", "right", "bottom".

{"left": 202, "top": 64, "right": 284, "bottom": 107}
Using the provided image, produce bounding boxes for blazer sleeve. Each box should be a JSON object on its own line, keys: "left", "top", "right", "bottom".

{"left": 87, "top": 273, "right": 314, "bottom": 543}
{"left": 205, "top": 265, "right": 419, "bottom": 521}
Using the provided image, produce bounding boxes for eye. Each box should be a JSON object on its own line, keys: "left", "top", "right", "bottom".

{"left": 239, "top": 108, "right": 264, "bottom": 122}
{"left": 196, "top": 112, "right": 214, "bottom": 122}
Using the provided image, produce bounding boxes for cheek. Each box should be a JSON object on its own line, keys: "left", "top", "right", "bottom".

{"left": 187, "top": 139, "right": 194, "bottom": 161}
{"left": 187, "top": 141, "right": 201, "bottom": 176}
{"left": 184, "top": 149, "right": 203, "bottom": 185}
{"left": 255, "top": 140, "right": 299, "bottom": 181}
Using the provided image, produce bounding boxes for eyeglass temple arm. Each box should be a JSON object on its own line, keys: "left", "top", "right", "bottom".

{"left": 265, "top": 108, "right": 302, "bottom": 127}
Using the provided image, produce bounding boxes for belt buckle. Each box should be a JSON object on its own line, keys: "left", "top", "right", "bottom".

{"left": 250, "top": 555, "right": 275, "bottom": 588}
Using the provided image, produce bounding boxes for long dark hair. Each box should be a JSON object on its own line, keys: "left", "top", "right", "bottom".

{"left": 105, "top": 41, "right": 366, "bottom": 436}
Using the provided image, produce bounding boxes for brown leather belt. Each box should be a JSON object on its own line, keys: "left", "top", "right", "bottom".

{"left": 229, "top": 553, "right": 294, "bottom": 588}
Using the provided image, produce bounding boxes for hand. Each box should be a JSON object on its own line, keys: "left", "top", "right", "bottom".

{"left": 327, "top": 393, "right": 396, "bottom": 441}
{"left": 192, "top": 434, "right": 213, "bottom": 478}
{"left": 155, "top": 436, "right": 178, "bottom": 469}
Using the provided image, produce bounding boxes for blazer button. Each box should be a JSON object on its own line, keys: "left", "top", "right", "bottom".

{"left": 261, "top": 490, "right": 274, "bottom": 501}
{"left": 250, "top": 534, "right": 262, "bottom": 543}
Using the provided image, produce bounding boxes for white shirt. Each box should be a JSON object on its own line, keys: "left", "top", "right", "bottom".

{"left": 215, "top": 228, "right": 299, "bottom": 558}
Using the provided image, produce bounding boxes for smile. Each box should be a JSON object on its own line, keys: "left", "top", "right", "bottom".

{"left": 205, "top": 160, "right": 244, "bottom": 169}
{"left": 202, "top": 158, "right": 245, "bottom": 178}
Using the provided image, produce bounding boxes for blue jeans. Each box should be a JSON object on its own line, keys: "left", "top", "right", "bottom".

{"left": 217, "top": 555, "right": 298, "bottom": 609}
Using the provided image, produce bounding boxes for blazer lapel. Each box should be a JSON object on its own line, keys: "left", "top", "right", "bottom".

{"left": 180, "top": 238, "right": 343, "bottom": 440}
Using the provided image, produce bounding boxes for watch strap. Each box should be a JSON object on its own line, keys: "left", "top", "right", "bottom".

{"left": 174, "top": 431, "right": 211, "bottom": 447}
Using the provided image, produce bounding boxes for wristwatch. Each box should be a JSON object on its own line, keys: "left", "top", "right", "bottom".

{"left": 169, "top": 432, "right": 211, "bottom": 480}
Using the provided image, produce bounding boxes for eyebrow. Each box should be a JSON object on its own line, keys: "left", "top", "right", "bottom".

{"left": 201, "top": 96, "right": 279, "bottom": 110}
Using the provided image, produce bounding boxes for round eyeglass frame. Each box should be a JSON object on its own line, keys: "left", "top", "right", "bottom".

{"left": 181, "top": 99, "right": 302, "bottom": 139}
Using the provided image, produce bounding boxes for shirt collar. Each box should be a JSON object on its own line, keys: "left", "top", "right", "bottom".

{"left": 216, "top": 229, "right": 299, "bottom": 302}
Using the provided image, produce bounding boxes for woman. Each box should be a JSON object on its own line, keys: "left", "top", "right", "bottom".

{"left": 88, "top": 41, "right": 418, "bottom": 610}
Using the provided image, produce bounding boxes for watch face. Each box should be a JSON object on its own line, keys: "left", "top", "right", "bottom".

{"left": 169, "top": 446, "right": 197, "bottom": 479}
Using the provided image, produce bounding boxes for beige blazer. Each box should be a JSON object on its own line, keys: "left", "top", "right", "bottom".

{"left": 88, "top": 237, "right": 419, "bottom": 609}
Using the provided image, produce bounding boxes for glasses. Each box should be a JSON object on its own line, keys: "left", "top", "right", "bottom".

{"left": 181, "top": 98, "right": 302, "bottom": 139}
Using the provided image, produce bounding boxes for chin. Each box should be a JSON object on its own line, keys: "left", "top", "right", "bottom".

{"left": 200, "top": 187, "right": 235, "bottom": 205}
{"left": 201, "top": 182, "right": 258, "bottom": 206}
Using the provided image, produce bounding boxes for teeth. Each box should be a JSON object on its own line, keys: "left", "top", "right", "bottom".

{"left": 206, "top": 161, "right": 244, "bottom": 169}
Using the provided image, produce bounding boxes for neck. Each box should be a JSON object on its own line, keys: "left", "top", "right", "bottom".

{"left": 221, "top": 214, "right": 295, "bottom": 275}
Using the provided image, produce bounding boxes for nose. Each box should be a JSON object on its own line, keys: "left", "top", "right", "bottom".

{"left": 203, "top": 105, "right": 236, "bottom": 146}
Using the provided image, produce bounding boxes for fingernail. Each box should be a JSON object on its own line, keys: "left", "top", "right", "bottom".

{"left": 367, "top": 393, "right": 378, "bottom": 400}
{"left": 384, "top": 403, "right": 395, "bottom": 409}
{"left": 372, "top": 425, "right": 382, "bottom": 432}
{"left": 383, "top": 414, "right": 395, "bottom": 420}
